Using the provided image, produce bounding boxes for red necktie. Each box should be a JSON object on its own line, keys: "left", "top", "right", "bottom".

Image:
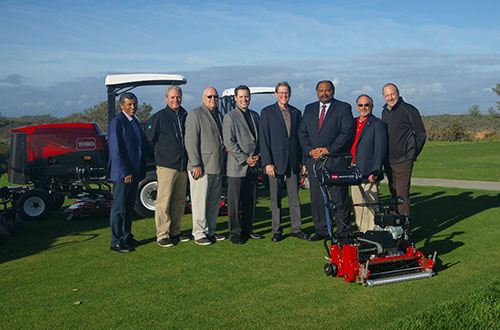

{"left": 319, "top": 104, "right": 326, "bottom": 130}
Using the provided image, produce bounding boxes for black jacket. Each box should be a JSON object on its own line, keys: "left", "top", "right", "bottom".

{"left": 145, "top": 105, "right": 188, "bottom": 171}
{"left": 259, "top": 102, "right": 304, "bottom": 176}
{"left": 382, "top": 97, "right": 426, "bottom": 164}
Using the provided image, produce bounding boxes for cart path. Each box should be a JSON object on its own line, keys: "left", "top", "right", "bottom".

{"left": 382, "top": 177, "right": 500, "bottom": 191}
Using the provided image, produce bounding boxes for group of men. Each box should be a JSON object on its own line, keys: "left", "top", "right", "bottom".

{"left": 106, "top": 80, "right": 426, "bottom": 252}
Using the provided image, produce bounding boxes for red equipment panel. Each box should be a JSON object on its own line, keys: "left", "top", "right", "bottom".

{"left": 10, "top": 123, "right": 107, "bottom": 162}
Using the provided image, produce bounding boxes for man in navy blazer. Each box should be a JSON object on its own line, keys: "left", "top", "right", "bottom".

{"left": 298, "top": 80, "right": 355, "bottom": 240}
{"left": 107, "top": 92, "right": 146, "bottom": 253}
{"left": 350, "top": 94, "right": 387, "bottom": 232}
{"left": 260, "top": 81, "right": 308, "bottom": 242}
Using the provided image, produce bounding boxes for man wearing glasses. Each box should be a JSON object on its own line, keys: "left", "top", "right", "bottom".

{"left": 185, "top": 87, "right": 226, "bottom": 246}
{"left": 260, "top": 82, "right": 308, "bottom": 242}
{"left": 223, "top": 85, "right": 263, "bottom": 244}
{"left": 350, "top": 94, "right": 387, "bottom": 232}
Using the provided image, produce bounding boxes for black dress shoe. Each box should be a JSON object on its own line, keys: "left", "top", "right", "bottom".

{"left": 307, "top": 233, "right": 330, "bottom": 242}
{"left": 110, "top": 245, "right": 132, "bottom": 253}
{"left": 271, "top": 234, "right": 283, "bottom": 242}
{"left": 249, "top": 232, "right": 264, "bottom": 240}
{"left": 126, "top": 238, "right": 142, "bottom": 246}
{"left": 290, "top": 231, "right": 309, "bottom": 240}
{"left": 230, "top": 235, "right": 245, "bottom": 244}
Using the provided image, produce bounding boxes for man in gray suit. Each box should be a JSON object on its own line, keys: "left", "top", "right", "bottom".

{"left": 185, "top": 86, "right": 226, "bottom": 246}
{"left": 223, "top": 85, "right": 264, "bottom": 244}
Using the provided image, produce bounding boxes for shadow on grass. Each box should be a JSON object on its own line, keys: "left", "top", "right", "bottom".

{"left": 0, "top": 210, "right": 113, "bottom": 264}
{"left": 405, "top": 190, "right": 500, "bottom": 272}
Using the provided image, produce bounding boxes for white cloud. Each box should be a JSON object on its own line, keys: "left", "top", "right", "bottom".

{"left": 351, "top": 85, "right": 375, "bottom": 96}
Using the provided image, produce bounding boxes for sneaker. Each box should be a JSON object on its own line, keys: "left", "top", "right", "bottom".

{"left": 171, "top": 234, "right": 190, "bottom": 243}
{"left": 195, "top": 238, "right": 213, "bottom": 246}
{"left": 157, "top": 238, "right": 174, "bottom": 247}
{"left": 250, "top": 232, "right": 264, "bottom": 240}
{"left": 211, "top": 234, "right": 225, "bottom": 241}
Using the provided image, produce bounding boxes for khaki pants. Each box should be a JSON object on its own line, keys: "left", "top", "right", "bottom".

{"left": 351, "top": 182, "right": 379, "bottom": 233}
{"left": 155, "top": 166, "right": 187, "bottom": 241}
{"left": 188, "top": 172, "right": 222, "bottom": 240}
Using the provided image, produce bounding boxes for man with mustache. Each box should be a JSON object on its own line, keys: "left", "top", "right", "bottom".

{"left": 298, "top": 80, "right": 355, "bottom": 240}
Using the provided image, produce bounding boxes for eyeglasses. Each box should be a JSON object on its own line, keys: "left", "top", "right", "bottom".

{"left": 276, "top": 92, "right": 290, "bottom": 96}
{"left": 357, "top": 103, "right": 371, "bottom": 107}
{"left": 205, "top": 95, "right": 219, "bottom": 99}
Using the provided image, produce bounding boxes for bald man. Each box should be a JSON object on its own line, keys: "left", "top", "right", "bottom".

{"left": 185, "top": 87, "right": 226, "bottom": 246}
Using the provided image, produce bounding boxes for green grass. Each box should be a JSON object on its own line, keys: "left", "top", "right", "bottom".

{"left": 413, "top": 140, "right": 500, "bottom": 181}
{"left": 390, "top": 280, "right": 500, "bottom": 329}
{"left": 1, "top": 184, "right": 500, "bottom": 329}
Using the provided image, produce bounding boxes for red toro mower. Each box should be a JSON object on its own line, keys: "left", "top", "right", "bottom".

{"left": 314, "top": 154, "right": 436, "bottom": 287}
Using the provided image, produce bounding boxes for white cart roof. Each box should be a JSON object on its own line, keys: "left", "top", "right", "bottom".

{"left": 105, "top": 74, "right": 186, "bottom": 87}
{"left": 222, "top": 86, "right": 275, "bottom": 97}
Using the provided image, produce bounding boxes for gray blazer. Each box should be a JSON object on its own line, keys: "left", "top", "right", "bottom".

{"left": 185, "top": 104, "right": 225, "bottom": 175}
{"left": 223, "top": 107, "right": 259, "bottom": 177}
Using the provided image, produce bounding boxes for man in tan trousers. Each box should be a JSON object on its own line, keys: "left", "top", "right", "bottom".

{"left": 146, "top": 86, "right": 190, "bottom": 247}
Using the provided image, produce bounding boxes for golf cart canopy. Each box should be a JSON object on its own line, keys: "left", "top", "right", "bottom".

{"left": 222, "top": 86, "right": 275, "bottom": 97}
{"left": 106, "top": 73, "right": 187, "bottom": 122}
{"left": 220, "top": 86, "right": 275, "bottom": 114}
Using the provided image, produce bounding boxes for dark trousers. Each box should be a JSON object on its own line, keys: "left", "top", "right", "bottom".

{"left": 268, "top": 163, "right": 302, "bottom": 235}
{"left": 110, "top": 180, "right": 138, "bottom": 246}
{"left": 308, "top": 164, "right": 351, "bottom": 236}
{"left": 385, "top": 159, "right": 413, "bottom": 215}
{"left": 227, "top": 175, "right": 257, "bottom": 237}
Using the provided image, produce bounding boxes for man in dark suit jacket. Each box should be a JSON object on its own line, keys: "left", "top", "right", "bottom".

{"left": 260, "top": 81, "right": 308, "bottom": 242}
{"left": 350, "top": 94, "right": 387, "bottom": 232}
{"left": 298, "top": 80, "right": 355, "bottom": 240}
{"left": 107, "top": 92, "right": 146, "bottom": 253}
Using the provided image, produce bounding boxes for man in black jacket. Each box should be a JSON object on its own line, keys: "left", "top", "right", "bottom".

{"left": 381, "top": 83, "right": 426, "bottom": 215}
{"left": 260, "top": 82, "right": 308, "bottom": 242}
{"left": 146, "top": 86, "right": 190, "bottom": 247}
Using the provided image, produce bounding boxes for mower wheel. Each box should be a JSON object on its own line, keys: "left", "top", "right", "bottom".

{"left": 17, "top": 189, "right": 53, "bottom": 221}
{"left": 324, "top": 263, "right": 338, "bottom": 277}
{"left": 134, "top": 171, "right": 157, "bottom": 218}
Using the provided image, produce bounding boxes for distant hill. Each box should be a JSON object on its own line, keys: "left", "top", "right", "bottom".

{"left": 423, "top": 114, "right": 500, "bottom": 141}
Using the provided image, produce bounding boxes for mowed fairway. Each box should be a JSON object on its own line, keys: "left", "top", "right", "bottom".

{"left": 1, "top": 140, "right": 500, "bottom": 328}
{"left": 413, "top": 140, "right": 500, "bottom": 181}
{"left": 1, "top": 183, "right": 500, "bottom": 329}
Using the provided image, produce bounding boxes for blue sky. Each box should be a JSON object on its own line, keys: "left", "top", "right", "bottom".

{"left": 1, "top": 0, "right": 499, "bottom": 118}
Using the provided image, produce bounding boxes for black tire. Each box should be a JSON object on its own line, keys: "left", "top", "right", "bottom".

{"left": 16, "top": 189, "right": 53, "bottom": 221}
{"left": 134, "top": 171, "right": 157, "bottom": 218}
{"left": 324, "top": 263, "right": 338, "bottom": 277}
{"left": 51, "top": 193, "right": 65, "bottom": 210}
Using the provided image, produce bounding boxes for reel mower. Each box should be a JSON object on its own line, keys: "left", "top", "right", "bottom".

{"left": 313, "top": 154, "right": 436, "bottom": 287}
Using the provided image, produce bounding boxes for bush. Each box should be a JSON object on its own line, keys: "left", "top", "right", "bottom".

{"left": 439, "top": 121, "right": 472, "bottom": 141}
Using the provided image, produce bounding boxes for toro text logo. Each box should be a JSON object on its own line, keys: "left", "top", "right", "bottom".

{"left": 76, "top": 138, "right": 96, "bottom": 151}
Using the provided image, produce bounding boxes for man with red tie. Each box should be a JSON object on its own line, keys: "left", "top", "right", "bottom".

{"left": 298, "top": 80, "right": 355, "bottom": 240}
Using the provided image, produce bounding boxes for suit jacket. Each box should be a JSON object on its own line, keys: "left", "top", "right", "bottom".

{"left": 107, "top": 111, "right": 146, "bottom": 183}
{"left": 298, "top": 99, "right": 355, "bottom": 169}
{"left": 353, "top": 115, "right": 388, "bottom": 181}
{"left": 259, "top": 102, "right": 303, "bottom": 176}
{"left": 185, "top": 104, "right": 225, "bottom": 175}
{"left": 223, "top": 107, "right": 259, "bottom": 177}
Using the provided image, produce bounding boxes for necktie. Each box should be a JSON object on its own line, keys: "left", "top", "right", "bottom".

{"left": 319, "top": 104, "right": 326, "bottom": 130}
